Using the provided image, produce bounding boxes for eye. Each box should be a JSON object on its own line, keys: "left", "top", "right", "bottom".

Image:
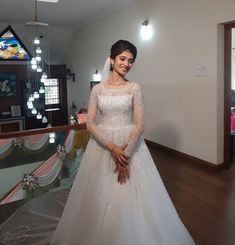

{"left": 120, "top": 57, "right": 125, "bottom": 61}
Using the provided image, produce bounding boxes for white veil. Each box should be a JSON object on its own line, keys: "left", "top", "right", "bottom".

{"left": 101, "top": 57, "right": 111, "bottom": 83}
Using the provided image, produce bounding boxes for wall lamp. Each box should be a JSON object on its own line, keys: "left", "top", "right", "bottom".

{"left": 140, "top": 20, "right": 153, "bottom": 40}
{"left": 93, "top": 70, "right": 101, "bottom": 81}
{"left": 66, "top": 68, "right": 75, "bottom": 82}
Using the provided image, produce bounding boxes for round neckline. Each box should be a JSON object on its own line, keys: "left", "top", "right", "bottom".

{"left": 102, "top": 81, "right": 132, "bottom": 90}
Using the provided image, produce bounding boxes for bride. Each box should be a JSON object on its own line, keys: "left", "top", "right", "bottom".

{"left": 50, "top": 40, "right": 195, "bottom": 245}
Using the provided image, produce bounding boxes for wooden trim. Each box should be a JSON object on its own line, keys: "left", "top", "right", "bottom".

{"left": 0, "top": 124, "right": 86, "bottom": 139}
{"left": 145, "top": 140, "right": 225, "bottom": 171}
{"left": 224, "top": 23, "right": 235, "bottom": 168}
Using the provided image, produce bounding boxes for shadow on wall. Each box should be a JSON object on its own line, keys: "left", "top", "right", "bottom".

{"left": 148, "top": 123, "right": 183, "bottom": 199}
{"left": 151, "top": 122, "right": 181, "bottom": 151}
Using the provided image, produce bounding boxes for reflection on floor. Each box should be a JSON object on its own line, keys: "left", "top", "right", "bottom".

{"left": 0, "top": 189, "right": 70, "bottom": 245}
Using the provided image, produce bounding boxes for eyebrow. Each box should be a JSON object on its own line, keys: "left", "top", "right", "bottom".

{"left": 119, "top": 55, "right": 133, "bottom": 60}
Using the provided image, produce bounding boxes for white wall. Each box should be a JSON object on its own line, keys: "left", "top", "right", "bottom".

{"left": 64, "top": 0, "right": 235, "bottom": 165}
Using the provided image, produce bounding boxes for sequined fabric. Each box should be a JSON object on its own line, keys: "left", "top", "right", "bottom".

{"left": 50, "top": 82, "right": 195, "bottom": 245}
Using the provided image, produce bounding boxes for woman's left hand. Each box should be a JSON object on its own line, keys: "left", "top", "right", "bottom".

{"left": 114, "top": 161, "right": 130, "bottom": 184}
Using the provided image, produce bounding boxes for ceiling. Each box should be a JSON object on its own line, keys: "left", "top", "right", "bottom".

{"left": 0, "top": 0, "right": 136, "bottom": 29}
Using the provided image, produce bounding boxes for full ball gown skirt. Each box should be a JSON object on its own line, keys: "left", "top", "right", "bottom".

{"left": 50, "top": 82, "right": 195, "bottom": 245}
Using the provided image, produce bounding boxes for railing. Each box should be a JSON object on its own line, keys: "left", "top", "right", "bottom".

{"left": 0, "top": 124, "right": 85, "bottom": 139}
{"left": 0, "top": 124, "right": 89, "bottom": 205}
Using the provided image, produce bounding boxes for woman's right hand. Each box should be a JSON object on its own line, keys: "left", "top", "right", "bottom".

{"left": 111, "top": 144, "right": 129, "bottom": 166}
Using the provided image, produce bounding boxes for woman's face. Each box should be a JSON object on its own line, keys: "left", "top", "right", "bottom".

{"left": 111, "top": 50, "right": 134, "bottom": 77}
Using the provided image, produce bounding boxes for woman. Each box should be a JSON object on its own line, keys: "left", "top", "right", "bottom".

{"left": 50, "top": 40, "right": 195, "bottom": 245}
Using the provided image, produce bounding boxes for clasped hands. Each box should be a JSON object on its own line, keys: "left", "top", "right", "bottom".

{"left": 108, "top": 143, "right": 129, "bottom": 184}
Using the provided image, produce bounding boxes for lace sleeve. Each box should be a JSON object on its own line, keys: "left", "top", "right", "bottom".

{"left": 124, "top": 83, "right": 144, "bottom": 157}
{"left": 87, "top": 85, "right": 112, "bottom": 146}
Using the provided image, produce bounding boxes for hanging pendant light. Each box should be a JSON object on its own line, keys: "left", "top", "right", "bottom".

{"left": 33, "top": 91, "right": 40, "bottom": 98}
{"left": 29, "top": 95, "right": 35, "bottom": 102}
{"left": 39, "top": 86, "right": 45, "bottom": 93}
{"left": 31, "top": 58, "right": 37, "bottom": 65}
{"left": 36, "top": 112, "right": 42, "bottom": 119}
{"left": 42, "top": 116, "right": 48, "bottom": 123}
{"left": 36, "top": 47, "right": 42, "bottom": 54}
{"left": 31, "top": 64, "right": 37, "bottom": 70}
{"left": 42, "top": 72, "right": 48, "bottom": 79}
{"left": 27, "top": 101, "right": 34, "bottom": 109}
{"left": 32, "top": 108, "right": 37, "bottom": 114}
{"left": 37, "top": 66, "right": 42, "bottom": 72}
{"left": 26, "top": 0, "right": 51, "bottom": 123}
{"left": 35, "top": 55, "right": 41, "bottom": 61}
{"left": 49, "top": 137, "right": 55, "bottom": 144}
{"left": 34, "top": 37, "right": 40, "bottom": 44}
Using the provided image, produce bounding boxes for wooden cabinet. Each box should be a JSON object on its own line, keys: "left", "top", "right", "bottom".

{"left": 0, "top": 117, "right": 25, "bottom": 133}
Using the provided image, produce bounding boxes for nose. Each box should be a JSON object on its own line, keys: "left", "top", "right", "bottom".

{"left": 123, "top": 59, "right": 129, "bottom": 67}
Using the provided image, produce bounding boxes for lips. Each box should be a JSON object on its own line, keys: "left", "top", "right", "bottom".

{"left": 121, "top": 66, "right": 129, "bottom": 72}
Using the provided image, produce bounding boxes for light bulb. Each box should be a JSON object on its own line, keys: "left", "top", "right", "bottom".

{"left": 39, "top": 86, "right": 45, "bottom": 93}
{"left": 37, "top": 66, "right": 42, "bottom": 72}
{"left": 93, "top": 70, "right": 101, "bottom": 81}
{"left": 40, "top": 78, "right": 46, "bottom": 83}
{"left": 31, "top": 58, "right": 37, "bottom": 65}
{"left": 36, "top": 47, "right": 42, "bottom": 54}
{"left": 33, "top": 91, "right": 39, "bottom": 99}
{"left": 27, "top": 101, "right": 33, "bottom": 106}
{"left": 140, "top": 21, "right": 153, "bottom": 40}
{"left": 36, "top": 113, "right": 42, "bottom": 119}
{"left": 49, "top": 132, "right": 55, "bottom": 138}
{"left": 29, "top": 96, "right": 34, "bottom": 102}
{"left": 34, "top": 37, "right": 40, "bottom": 44}
{"left": 49, "top": 137, "right": 55, "bottom": 144}
{"left": 27, "top": 101, "right": 33, "bottom": 109}
{"left": 31, "top": 64, "right": 37, "bottom": 70}
{"left": 42, "top": 72, "right": 48, "bottom": 79}
{"left": 35, "top": 55, "right": 41, "bottom": 62}
{"left": 32, "top": 108, "right": 37, "bottom": 114}
{"left": 42, "top": 116, "right": 48, "bottom": 123}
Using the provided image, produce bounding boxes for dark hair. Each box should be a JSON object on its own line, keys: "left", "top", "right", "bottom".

{"left": 110, "top": 40, "right": 137, "bottom": 62}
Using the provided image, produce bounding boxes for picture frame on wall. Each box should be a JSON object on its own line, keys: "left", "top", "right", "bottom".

{"left": 0, "top": 73, "right": 17, "bottom": 97}
{"left": 11, "top": 105, "right": 21, "bottom": 117}
{"left": 90, "top": 81, "right": 100, "bottom": 90}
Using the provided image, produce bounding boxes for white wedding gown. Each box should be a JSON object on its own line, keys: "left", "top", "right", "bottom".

{"left": 50, "top": 82, "right": 195, "bottom": 245}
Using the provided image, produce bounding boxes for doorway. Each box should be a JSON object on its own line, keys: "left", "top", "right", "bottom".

{"left": 224, "top": 23, "right": 235, "bottom": 168}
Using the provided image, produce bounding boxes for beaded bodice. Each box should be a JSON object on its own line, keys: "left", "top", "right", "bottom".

{"left": 87, "top": 82, "right": 144, "bottom": 157}
{"left": 98, "top": 93, "right": 133, "bottom": 127}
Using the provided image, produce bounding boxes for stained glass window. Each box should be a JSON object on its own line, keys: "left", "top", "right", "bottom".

{"left": 0, "top": 26, "right": 31, "bottom": 60}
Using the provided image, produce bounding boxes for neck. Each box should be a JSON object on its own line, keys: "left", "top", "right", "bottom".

{"left": 108, "top": 72, "right": 127, "bottom": 85}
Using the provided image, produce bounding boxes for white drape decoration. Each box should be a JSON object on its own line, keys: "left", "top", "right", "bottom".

{"left": 0, "top": 183, "right": 24, "bottom": 205}
{"left": 23, "top": 134, "right": 49, "bottom": 151}
{"left": 0, "top": 130, "right": 76, "bottom": 205}
{"left": 0, "top": 138, "right": 13, "bottom": 158}
{"left": 34, "top": 153, "right": 63, "bottom": 186}
{"left": 64, "top": 130, "right": 75, "bottom": 153}
{"left": 0, "top": 134, "right": 49, "bottom": 160}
